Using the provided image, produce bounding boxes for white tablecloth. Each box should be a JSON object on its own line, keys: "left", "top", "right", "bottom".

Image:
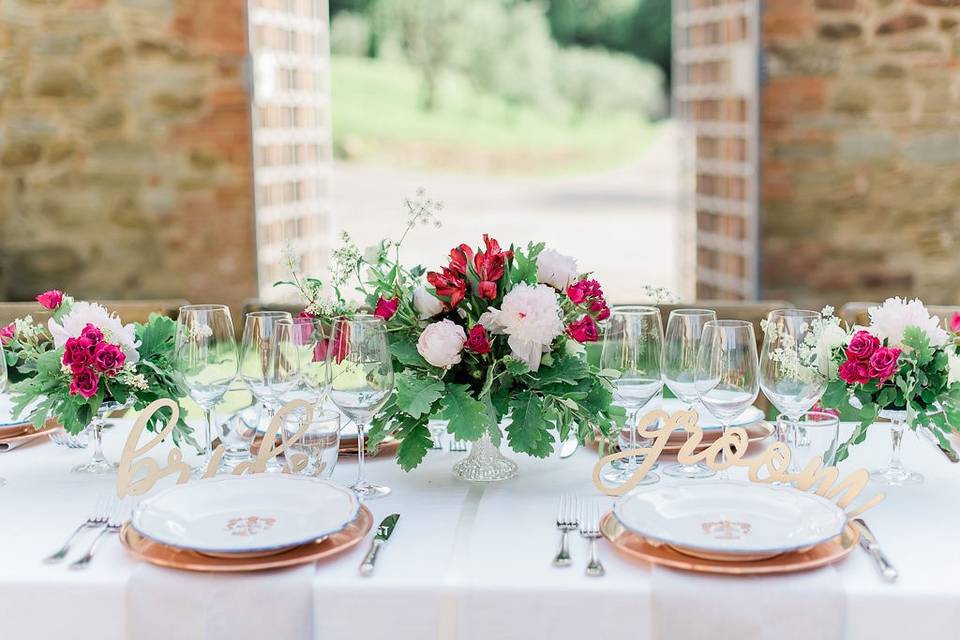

{"left": 1, "top": 419, "right": 959, "bottom": 640}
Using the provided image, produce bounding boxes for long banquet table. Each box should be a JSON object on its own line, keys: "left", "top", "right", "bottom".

{"left": 1, "top": 417, "right": 959, "bottom": 640}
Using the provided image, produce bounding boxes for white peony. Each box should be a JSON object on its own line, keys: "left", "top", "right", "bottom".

{"left": 48, "top": 301, "right": 140, "bottom": 364}
{"left": 816, "top": 322, "right": 848, "bottom": 377}
{"left": 417, "top": 319, "right": 466, "bottom": 368}
{"left": 413, "top": 286, "right": 444, "bottom": 320}
{"left": 868, "top": 297, "right": 948, "bottom": 349}
{"left": 480, "top": 282, "right": 564, "bottom": 371}
{"left": 536, "top": 249, "right": 578, "bottom": 291}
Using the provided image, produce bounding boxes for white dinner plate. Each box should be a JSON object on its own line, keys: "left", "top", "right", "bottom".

{"left": 0, "top": 395, "right": 39, "bottom": 431}
{"left": 658, "top": 398, "right": 763, "bottom": 430}
{"left": 613, "top": 482, "right": 847, "bottom": 557}
{"left": 132, "top": 475, "right": 360, "bottom": 555}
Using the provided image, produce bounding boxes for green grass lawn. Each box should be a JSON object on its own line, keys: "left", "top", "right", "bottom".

{"left": 331, "top": 55, "right": 658, "bottom": 175}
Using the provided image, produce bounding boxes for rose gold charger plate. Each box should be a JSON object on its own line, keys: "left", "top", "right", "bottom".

{"left": 589, "top": 420, "right": 774, "bottom": 455}
{"left": 120, "top": 504, "right": 373, "bottom": 572}
{"left": 339, "top": 435, "right": 399, "bottom": 458}
{"left": 0, "top": 420, "right": 62, "bottom": 451}
{"left": 600, "top": 511, "right": 858, "bottom": 575}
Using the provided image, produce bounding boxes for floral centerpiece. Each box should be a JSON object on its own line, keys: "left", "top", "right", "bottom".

{"left": 283, "top": 193, "right": 626, "bottom": 480}
{"left": 9, "top": 291, "right": 190, "bottom": 450}
{"left": 816, "top": 298, "right": 960, "bottom": 483}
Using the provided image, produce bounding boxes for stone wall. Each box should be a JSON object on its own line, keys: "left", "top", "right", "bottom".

{"left": 0, "top": 0, "right": 258, "bottom": 310}
{"left": 760, "top": 0, "right": 960, "bottom": 308}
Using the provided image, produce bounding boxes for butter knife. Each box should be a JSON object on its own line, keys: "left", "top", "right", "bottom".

{"left": 852, "top": 518, "right": 898, "bottom": 582}
{"left": 359, "top": 514, "right": 399, "bottom": 576}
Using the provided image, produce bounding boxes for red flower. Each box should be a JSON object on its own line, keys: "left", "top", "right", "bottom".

{"left": 92, "top": 342, "right": 126, "bottom": 376}
{"left": 448, "top": 244, "right": 475, "bottom": 277}
{"left": 36, "top": 290, "right": 64, "bottom": 310}
{"left": 951, "top": 312, "right": 960, "bottom": 333}
{"left": 315, "top": 323, "right": 350, "bottom": 364}
{"left": 80, "top": 323, "right": 104, "bottom": 345}
{"left": 374, "top": 296, "right": 399, "bottom": 321}
{"left": 472, "top": 234, "right": 512, "bottom": 300}
{"left": 838, "top": 359, "right": 872, "bottom": 385}
{"left": 0, "top": 322, "right": 14, "bottom": 345}
{"left": 567, "top": 279, "right": 602, "bottom": 305}
{"left": 591, "top": 300, "right": 610, "bottom": 321}
{"left": 566, "top": 315, "right": 599, "bottom": 343}
{"left": 869, "top": 347, "right": 901, "bottom": 383}
{"left": 69, "top": 367, "right": 100, "bottom": 399}
{"left": 846, "top": 330, "right": 880, "bottom": 362}
{"left": 427, "top": 268, "right": 467, "bottom": 308}
{"left": 62, "top": 336, "right": 94, "bottom": 370}
{"left": 464, "top": 324, "right": 491, "bottom": 354}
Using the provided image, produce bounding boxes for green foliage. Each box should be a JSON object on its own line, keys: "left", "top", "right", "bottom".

{"left": 331, "top": 11, "right": 373, "bottom": 57}
{"left": 395, "top": 371, "right": 444, "bottom": 419}
{"left": 506, "top": 391, "right": 555, "bottom": 458}
{"left": 439, "top": 384, "right": 490, "bottom": 440}
{"left": 554, "top": 46, "right": 665, "bottom": 121}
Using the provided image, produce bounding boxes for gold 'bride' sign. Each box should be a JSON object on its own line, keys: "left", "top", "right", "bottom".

{"left": 592, "top": 409, "right": 885, "bottom": 518}
{"left": 116, "top": 399, "right": 313, "bottom": 498}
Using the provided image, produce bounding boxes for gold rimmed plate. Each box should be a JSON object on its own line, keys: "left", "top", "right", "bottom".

{"left": 600, "top": 511, "right": 858, "bottom": 575}
{"left": 120, "top": 505, "right": 373, "bottom": 572}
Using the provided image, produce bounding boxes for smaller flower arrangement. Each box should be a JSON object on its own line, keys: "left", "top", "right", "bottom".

{"left": 818, "top": 298, "right": 960, "bottom": 461}
{"left": 9, "top": 291, "right": 191, "bottom": 442}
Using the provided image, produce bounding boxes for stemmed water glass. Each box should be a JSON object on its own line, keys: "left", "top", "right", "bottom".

{"left": 174, "top": 304, "right": 239, "bottom": 474}
{"left": 326, "top": 314, "right": 395, "bottom": 499}
{"left": 759, "top": 309, "right": 827, "bottom": 453}
{"left": 239, "top": 312, "right": 299, "bottom": 472}
{"left": 694, "top": 320, "right": 760, "bottom": 479}
{"left": 600, "top": 306, "right": 663, "bottom": 486}
{"left": 288, "top": 314, "right": 328, "bottom": 406}
{"left": 661, "top": 308, "right": 717, "bottom": 479}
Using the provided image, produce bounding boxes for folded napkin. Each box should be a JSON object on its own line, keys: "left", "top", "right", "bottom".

{"left": 650, "top": 564, "right": 845, "bottom": 640}
{"left": 0, "top": 427, "right": 55, "bottom": 452}
{"left": 127, "top": 563, "right": 315, "bottom": 640}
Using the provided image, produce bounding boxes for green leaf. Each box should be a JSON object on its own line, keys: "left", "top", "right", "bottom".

{"left": 439, "top": 384, "right": 489, "bottom": 440}
{"left": 504, "top": 357, "right": 530, "bottom": 377}
{"left": 395, "top": 372, "right": 444, "bottom": 419}
{"left": 389, "top": 341, "right": 432, "bottom": 369}
{"left": 528, "top": 355, "right": 589, "bottom": 389}
{"left": 903, "top": 325, "right": 933, "bottom": 366}
{"left": 396, "top": 421, "right": 433, "bottom": 471}
{"left": 506, "top": 391, "right": 554, "bottom": 458}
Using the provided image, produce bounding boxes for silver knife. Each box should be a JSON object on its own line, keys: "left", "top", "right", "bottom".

{"left": 920, "top": 426, "right": 959, "bottom": 463}
{"left": 359, "top": 514, "right": 399, "bottom": 576}
{"left": 852, "top": 518, "right": 898, "bottom": 582}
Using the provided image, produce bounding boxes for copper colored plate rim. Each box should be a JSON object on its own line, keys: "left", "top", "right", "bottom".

{"left": 588, "top": 420, "right": 774, "bottom": 454}
{"left": 119, "top": 505, "right": 373, "bottom": 572}
{"left": 600, "top": 511, "right": 858, "bottom": 575}
{"left": 339, "top": 436, "right": 400, "bottom": 457}
{"left": 0, "top": 422, "right": 62, "bottom": 445}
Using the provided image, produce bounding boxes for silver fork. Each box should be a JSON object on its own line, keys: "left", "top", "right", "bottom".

{"left": 44, "top": 494, "right": 114, "bottom": 564}
{"left": 552, "top": 494, "right": 578, "bottom": 567}
{"left": 579, "top": 500, "right": 605, "bottom": 577}
{"left": 449, "top": 438, "right": 468, "bottom": 453}
{"left": 69, "top": 500, "right": 129, "bottom": 570}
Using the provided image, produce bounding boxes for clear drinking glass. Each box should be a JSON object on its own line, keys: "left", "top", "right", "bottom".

{"left": 760, "top": 309, "right": 827, "bottom": 450}
{"left": 326, "top": 314, "right": 395, "bottom": 499}
{"left": 283, "top": 409, "right": 341, "bottom": 478}
{"left": 694, "top": 320, "right": 760, "bottom": 480}
{"left": 777, "top": 410, "right": 839, "bottom": 476}
{"left": 174, "top": 304, "right": 239, "bottom": 474}
{"left": 661, "top": 308, "right": 717, "bottom": 479}
{"left": 288, "top": 315, "right": 328, "bottom": 405}
{"left": 600, "top": 306, "right": 663, "bottom": 486}
{"left": 216, "top": 384, "right": 259, "bottom": 471}
{"left": 240, "top": 312, "right": 300, "bottom": 473}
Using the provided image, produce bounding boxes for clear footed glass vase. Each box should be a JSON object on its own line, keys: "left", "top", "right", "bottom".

{"left": 72, "top": 400, "right": 131, "bottom": 475}
{"left": 870, "top": 409, "right": 923, "bottom": 486}
{"left": 452, "top": 431, "right": 518, "bottom": 482}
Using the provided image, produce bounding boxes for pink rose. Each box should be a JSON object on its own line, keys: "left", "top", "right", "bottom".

{"left": 92, "top": 342, "right": 125, "bottom": 376}
{"left": 464, "top": 324, "right": 491, "bottom": 355}
{"left": 566, "top": 315, "right": 599, "bottom": 343}
{"left": 566, "top": 279, "right": 602, "bottom": 305}
{"left": 0, "top": 322, "right": 14, "bottom": 345}
{"left": 80, "top": 323, "right": 104, "bottom": 345}
{"left": 36, "top": 290, "right": 64, "bottom": 310}
{"left": 590, "top": 300, "right": 610, "bottom": 321}
{"left": 838, "top": 359, "right": 872, "bottom": 384}
{"left": 869, "top": 347, "right": 901, "bottom": 383}
{"left": 846, "top": 330, "right": 880, "bottom": 361}
{"left": 951, "top": 312, "right": 960, "bottom": 333}
{"left": 62, "top": 336, "right": 94, "bottom": 370}
{"left": 69, "top": 367, "right": 100, "bottom": 399}
{"left": 374, "top": 296, "right": 399, "bottom": 321}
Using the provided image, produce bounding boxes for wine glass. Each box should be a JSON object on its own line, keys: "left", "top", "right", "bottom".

{"left": 661, "top": 308, "right": 717, "bottom": 479}
{"left": 0, "top": 341, "right": 7, "bottom": 487}
{"left": 694, "top": 320, "right": 760, "bottom": 479}
{"left": 283, "top": 408, "right": 341, "bottom": 478}
{"left": 760, "top": 309, "right": 827, "bottom": 452}
{"left": 600, "top": 306, "right": 663, "bottom": 486}
{"left": 288, "top": 315, "right": 328, "bottom": 406}
{"left": 174, "top": 304, "right": 239, "bottom": 474}
{"left": 326, "top": 314, "right": 395, "bottom": 499}
{"left": 239, "top": 312, "right": 298, "bottom": 472}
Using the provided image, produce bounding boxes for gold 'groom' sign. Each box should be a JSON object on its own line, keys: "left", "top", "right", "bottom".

{"left": 592, "top": 409, "right": 885, "bottom": 518}
{"left": 116, "top": 399, "right": 314, "bottom": 497}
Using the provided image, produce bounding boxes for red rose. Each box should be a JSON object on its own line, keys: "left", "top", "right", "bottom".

{"left": 0, "top": 322, "right": 14, "bottom": 345}
{"left": 92, "top": 342, "right": 125, "bottom": 376}
{"left": 566, "top": 315, "right": 599, "bottom": 343}
{"left": 464, "top": 324, "right": 491, "bottom": 355}
{"left": 80, "top": 323, "right": 104, "bottom": 345}
{"left": 869, "top": 347, "right": 901, "bottom": 383}
{"left": 590, "top": 300, "right": 610, "bottom": 321}
{"left": 62, "top": 336, "right": 94, "bottom": 370}
{"left": 36, "top": 289, "right": 64, "bottom": 310}
{"left": 838, "top": 359, "right": 871, "bottom": 384}
{"left": 69, "top": 367, "right": 100, "bottom": 399}
{"left": 374, "top": 296, "right": 399, "bottom": 321}
{"left": 427, "top": 268, "right": 467, "bottom": 308}
{"left": 846, "top": 330, "right": 880, "bottom": 361}
{"left": 951, "top": 312, "right": 960, "bottom": 333}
